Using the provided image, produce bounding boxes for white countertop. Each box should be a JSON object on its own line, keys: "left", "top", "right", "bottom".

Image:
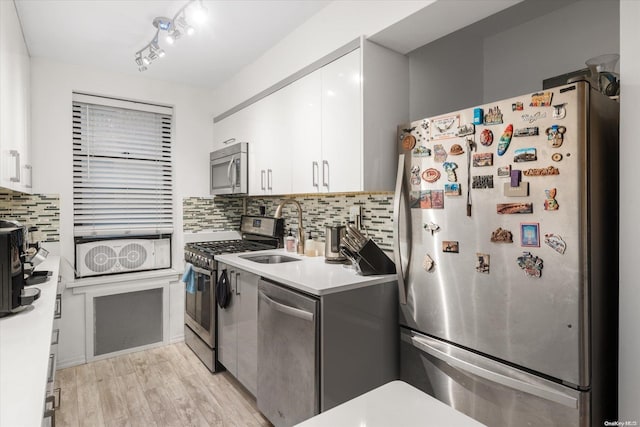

{"left": 0, "top": 256, "right": 60, "bottom": 427}
{"left": 295, "top": 380, "right": 486, "bottom": 427}
{"left": 214, "top": 248, "right": 396, "bottom": 296}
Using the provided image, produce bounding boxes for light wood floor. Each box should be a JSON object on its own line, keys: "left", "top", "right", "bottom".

{"left": 54, "top": 342, "right": 272, "bottom": 427}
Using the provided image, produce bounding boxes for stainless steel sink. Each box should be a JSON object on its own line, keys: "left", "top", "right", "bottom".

{"left": 239, "top": 254, "right": 301, "bottom": 264}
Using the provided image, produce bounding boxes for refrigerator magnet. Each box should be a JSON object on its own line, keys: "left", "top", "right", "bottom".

{"left": 473, "top": 153, "right": 493, "bottom": 167}
{"left": 433, "top": 144, "right": 448, "bottom": 162}
{"left": 517, "top": 251, "right": 544, "bottom": 278}
{"left": 491, "top": 227, "right": 513, "bottom": 243}
{"left": 423, "top": 254, "right": 435, "bottom": 272}
{"left": 523, "top": 166, "right": 560, "bottom": 176}
{"left": 484, "top": 106, "right": 503, "bottom": 125}
{"left": 456, "top": 123, "right": 475, "bottom": 137}
{"left": 530, "top": 91, "right": 553, "bottom": 107}
{"left": 497, "top": 203, "right": 533, "bottom": 214}
{"left": 421, "top": 168, "right": 441, "bottom": 183}
{"left": 480, "top": 129, "right": 493, "bottom": 146}
{"left": 544, "top": 234, "right": 567, "bottom": 254}
{"left": 410, "top": 190, "right": 444, "bottom": 209}
{"left": 512, "top": 101, "right": 524, "bottom": 111}
{"left": 497, "top": 124, "right": 513, "bottom": 156}
{"left": 442, "top": 162, "right": 458, "bottom": 182}
{"left": 513, "top": 127, "right": 539, "bottom": 137}
{"left": 431, "top": 115, "right": 459, "bottom": 140}
{"left": 410, "top": 165, "right": 421, "bottom": 185}
{"left": 401, "top": 133, "right": 417, "bottom": 151}
{"left": 423, "top": 222, "right": 440, "bottom": 235}
{"left": 449, "top": 144, "right": 465, "bottom": 155}
{"left": 514, "top": 147, "right": 537, "bottom": 163}
{"left": 472, "top": 175, "right": 494, "bottom": 189}
{"left": 551, "top": 153, "right": 563, "bottom": 162}
{"left": 520, "top": 223, "right": 540, "bottom": 247}
{"left": 476, "top": 253, "right": 490, "bottom": 274}
{"left": 546, "top": 125, "right": 566, "bottom": 148}
{"left": 442, "top": 241, "right": 459, "bottom": 253}
{"left": 553, "top": 103, "right": 567, "bottom": 119}
{"left": 497, "top": 165, "right": 511, "bottom": 177}
{"left": 412, "top": 145, "right": 431, "bottom": 157}
{"left": 444, "top": 183, "right": 461, "bottom": 196}
{"left": 544, "top": 188, "right": 559, "bottom": 211}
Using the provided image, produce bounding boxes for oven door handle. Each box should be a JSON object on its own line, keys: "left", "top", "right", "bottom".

{"left": 192, "top": 266, "right": 212, "bottom": 277}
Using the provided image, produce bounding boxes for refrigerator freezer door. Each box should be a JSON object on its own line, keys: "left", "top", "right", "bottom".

{"left": 400, "top": 328, "right": 588, "bottom": 427}
{"left": 397, "top": 83, "right": 594, "bottom": 386}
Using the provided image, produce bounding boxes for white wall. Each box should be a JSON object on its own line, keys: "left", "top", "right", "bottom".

{"left": 30, "top": 57, "right": 213, "bottom": 366}
{"left": 618, "top": 1, "right": 640, "bottom": 421}
{"left": 210, "top": 0, "right": 432, "bottom": 116}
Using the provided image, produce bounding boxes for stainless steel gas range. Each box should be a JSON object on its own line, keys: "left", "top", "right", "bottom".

{"left": 183, "top": 215, "right": 283, "bottom": 372}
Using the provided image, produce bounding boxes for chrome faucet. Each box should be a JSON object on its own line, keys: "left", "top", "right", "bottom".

{"left": 274, "top": 199, "right": 305, "bottom": 254}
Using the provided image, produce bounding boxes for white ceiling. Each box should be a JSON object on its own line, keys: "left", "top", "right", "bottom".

{"left": 14, "top": 0, "right": 330, "bottom": 89}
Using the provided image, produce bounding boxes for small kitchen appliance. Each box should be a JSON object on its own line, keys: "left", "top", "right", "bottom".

{"left": 184, "top": 215, "right": 283, "bottom": 372}
{"left": 0, "top": 226, "right": 40, "bottom": 317}
{"left": 324, "top": 225, "right": 347, "bottom": 263}
{"left": 210, "top": 142, "right": 248, "bottom": 195}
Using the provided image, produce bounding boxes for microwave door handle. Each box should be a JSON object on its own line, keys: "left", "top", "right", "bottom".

{"left": 227, "top": 156, "right": 236, "bottom": 191}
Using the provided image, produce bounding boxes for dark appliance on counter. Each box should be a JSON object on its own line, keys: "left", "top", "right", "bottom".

{"left": 0, "top": 226, "right": 40, "bottom": 317}
{"left": 184, "top": 215, "right": 283, "bottom": 372}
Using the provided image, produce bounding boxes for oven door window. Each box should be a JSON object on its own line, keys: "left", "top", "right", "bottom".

{"left": 185, "top": 268, "right": 213, "bottom": 332}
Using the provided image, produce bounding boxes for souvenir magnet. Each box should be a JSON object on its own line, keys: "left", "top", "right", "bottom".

{"left": 449, "top": 144, "right": 465, "bottom": 155}
{"left": 497, "top": 203, "right": 533, "bottom": 214}
{"left": 512, "top": 101, "right": 524, "bottom": 111}
{"left": 442, "top": 162, "right": 458, "bottom": 182}
{"left": 423, "top": 222, "right": 440, "bottom": 235}
{"left": 510, "top": 170, "right": 521, "bottom": 187}
{"left": 480, "top": 129, "right": 494, "bottom": 146}
{"left": 413, "top": 145, "right": 431, "bottom": 157}
{"left": 504, "top": 182, "right": 529, "bottom": 197}
{"left": 476, "top": 253, "right": 490, "bottom": 274}
{"left": 530, "top": 91, "right": 553, "bottom": 107}
{"left": 544, "top": 234, "right": 567, "bottom": 254}
{"left": 431, "top": 115, "right": 459, "bottom": 140}
{"left": 517, "top": 251, "right": 544, "bottom": 278}
{"left": 411, "top": 190, "right": 444, "bottom": 209}
{"left": 410, "top": 165, "right": 421, "bottom": 185}
{"left": 472, "top": 175, "right": 494, "bottom": 189}
{"left": 491, "top": 227, "right": 513, "bottom": 243}
{"left": 521, "top": 111, "right": 547, "bottom": 124}
{"left": 444, "top": 183, "right": 461, "bottom": 196}
{"left": 497, "top": 124, "right": 513, "bottom": 156}
{"left": 473, "top": 108, "right": 483, "bottom": 125}
{"left": 401, "top": 128, "right": 417, "bottom": 150}
{"left": 520, "top": 223, "right": 540, "bottom": 247}
{"left": 422, "top": 168, "right": 441, "bottom": 183}
{"left": 497, "top": 165, "right": 511, "bottom": 178}
{"left": 514, "top": 127, "right": 539, "bottom": 137}
{"left": 552, "top": 103, "right": 567, "bottom": 119}
{"left": 473, "top": 153, "right": 493, "bottom": 167}
{"left": 551, "top": 153, "right": 563, "bottom": 162}
{"left": 546, "top": 125, "right": 566, "bottom": 148}
{"left": 544, "top": 188, "right": 559, "bottom": 211}
{"left": 457, "top": 124, "right": 475, "bottom": 137}
{"left": 514, "top": 147, "right": 537, "bottom": 163}
{"left": 484, "top": 106, "right": 503, "bottom": 125}
{"left": 433, "top": 144, "right": 448, "bottom": 162}
{"left": 523, "top": 166, "right": 560, "bottom": 176}
{"left": 442, "top": 241, "right": 459, "bottom": 253}
{"left": 430, "top": 190, "right": 445, "bottom": 209}
{"left": 423, "top": 254, "right": 435, "bottom": 272}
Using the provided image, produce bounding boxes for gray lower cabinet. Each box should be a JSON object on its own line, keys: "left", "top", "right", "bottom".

{"left": 217, "top": 263, "right": 259, "bottom": 395}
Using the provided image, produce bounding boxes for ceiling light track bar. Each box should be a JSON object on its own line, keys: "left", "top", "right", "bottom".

{"left": 134, "top": 0, "right": 206, "bottom": 72}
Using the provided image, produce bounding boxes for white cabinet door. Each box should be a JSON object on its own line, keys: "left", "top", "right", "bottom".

{"left": 0, "top": 0, "right": 31, "bottom": 193}
{"left": 217, "top": 267, "right": 237, "bottom": 376}
{"left": 235, "top": 270, "right": 259, "bottom": 396}
{"left": 321, "top": 49, "right": 362, "bottom": 193}
{"left": 290, "top": 70, "right": 322, "bottom": 194}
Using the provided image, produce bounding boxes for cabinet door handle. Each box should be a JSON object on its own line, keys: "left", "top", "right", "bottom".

{"left": 54, "top": 294, "right": 62, "bottom": 319}
{"left": 312, "top": 161, "right": 319, "bottom": 187}
{"left": 10, "top": 150, "right": 20, "bottom": 182}
{"left": 47, "top": 354, "right": 55, "bottom": 383}
{"left": 51, "top": 329, "right": 60, "bottom": 345}
{"left": 322, "top": 160, "right": 329, "bottom": 188}
{"left": 267, "top": 169, "right": 273, "bottom": 190}
{"left": 261, "top": 170, "right": 266, "bottom": 190}
{"left": 235, "top": 272, "right": 241, "bottom": 296}
{"left": 222, "top": 138, "right": 236, "bottom": 145}
{"left": 24, "top": 164, "right": 32, "bottom": 188}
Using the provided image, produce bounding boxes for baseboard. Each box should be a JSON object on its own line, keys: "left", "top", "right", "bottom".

{"left": 170, "top": 333, "right": 185, "bottom": 344}
{"left": 56, "top": 355, "right": 86, "bottom": 369}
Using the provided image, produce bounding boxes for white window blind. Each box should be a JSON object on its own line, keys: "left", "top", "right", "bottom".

{"left": 72, "top": 93, "right": 174, "bottom": 237}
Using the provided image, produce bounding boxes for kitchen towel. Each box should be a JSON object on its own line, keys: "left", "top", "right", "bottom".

{"left": 182, "top": 263, "right": 196, "bottom": 294}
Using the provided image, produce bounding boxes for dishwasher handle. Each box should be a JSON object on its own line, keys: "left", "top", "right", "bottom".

{"left": 259, "top": 291, "right": 314, "bottom": 322}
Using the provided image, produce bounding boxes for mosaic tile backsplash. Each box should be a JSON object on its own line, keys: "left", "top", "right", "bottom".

{"left": 183, "top": 193, "right": 394, "bottom": 250}
{"left": 0, "top": 191, "right": 60, "bottom": 242}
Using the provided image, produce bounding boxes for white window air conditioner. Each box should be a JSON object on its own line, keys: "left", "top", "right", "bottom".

{"left": 75, "top": 236, "right": 171, "bottom": 278}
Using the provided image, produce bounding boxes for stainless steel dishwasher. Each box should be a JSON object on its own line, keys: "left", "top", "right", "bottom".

{"left": 257, "top": 278, "right": 319, "bottom": 427}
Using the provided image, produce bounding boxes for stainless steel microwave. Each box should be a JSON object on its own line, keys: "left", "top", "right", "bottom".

{"left": 210, "top": 142, "right": 248, "bottom": 195}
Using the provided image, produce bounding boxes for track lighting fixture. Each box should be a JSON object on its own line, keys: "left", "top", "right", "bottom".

{"left": 134, "top": 0, "right": 207, "bottom": 72}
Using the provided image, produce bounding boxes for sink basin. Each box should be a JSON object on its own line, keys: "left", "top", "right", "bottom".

{"left": 240, "top": 254, "right": 302, "bottom": 264}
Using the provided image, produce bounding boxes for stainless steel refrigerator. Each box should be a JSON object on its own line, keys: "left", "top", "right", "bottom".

{"left": 393, "top": 81, "right": 618, "bottom": 426}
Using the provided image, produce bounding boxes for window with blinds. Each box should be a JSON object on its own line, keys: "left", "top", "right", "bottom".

{"left": 72, "top": 93, "right": 174, "bottom": 237}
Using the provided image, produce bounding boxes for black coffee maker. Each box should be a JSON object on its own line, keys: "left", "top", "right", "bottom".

{"left": 0, "top": 220, "right": 40, "bottom": 317}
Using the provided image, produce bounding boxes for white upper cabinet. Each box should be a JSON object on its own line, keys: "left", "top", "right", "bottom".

{"left": 213, "top": 38, "right": 409, "bottom": 196}
{"left": 0, "top": 0, "right": 32, "bottom": 193}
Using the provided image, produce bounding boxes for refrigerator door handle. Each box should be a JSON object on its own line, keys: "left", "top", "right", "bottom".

{"left": 393, "top": 154, "right": 411, "bottom": 304}
{"left": 406, "top": 333, "right": 578, "bottom": 409}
